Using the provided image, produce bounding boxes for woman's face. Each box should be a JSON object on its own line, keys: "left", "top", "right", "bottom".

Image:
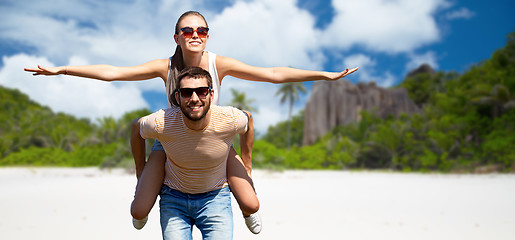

{"left": 174, "top": 15, "right": 209, "bottom": 53}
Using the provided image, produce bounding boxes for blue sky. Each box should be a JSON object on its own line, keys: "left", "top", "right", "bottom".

{"left": 1, "top": 0, "right": 514, "bottom": 134}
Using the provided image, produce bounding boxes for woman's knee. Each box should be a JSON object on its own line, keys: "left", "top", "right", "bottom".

{"left": 131, "top": 201, "right": 151, "bottom": 220}
{"left": 239, "top": 197, "right": 260, "bottom": 215}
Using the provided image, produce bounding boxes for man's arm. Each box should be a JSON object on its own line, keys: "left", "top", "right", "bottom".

{"left": 131, "top": 118, "right": 146, "bottom": 179}
{"left": 239, "top": 110, "right": 254, "bottom": 177}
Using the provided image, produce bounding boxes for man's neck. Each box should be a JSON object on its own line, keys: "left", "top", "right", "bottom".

{"left": 183, "top": 109, "right": 211, "bottom": 130}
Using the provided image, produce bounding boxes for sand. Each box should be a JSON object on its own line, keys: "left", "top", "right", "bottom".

{"left": 1, "top": 167, "right": 514, "bottom": 240}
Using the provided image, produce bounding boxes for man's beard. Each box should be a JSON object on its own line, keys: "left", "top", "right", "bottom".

{"left": 181, "top": 101, "right": 211, "bottom": 121}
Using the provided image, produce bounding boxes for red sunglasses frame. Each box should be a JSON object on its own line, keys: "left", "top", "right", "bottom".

{"left": 179, "top": 27, "right": 209, "bottom": 38}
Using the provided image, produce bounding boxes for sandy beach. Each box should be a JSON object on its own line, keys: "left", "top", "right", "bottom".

{"left": 1, "top": 167, "right": 514, "bottom": 240}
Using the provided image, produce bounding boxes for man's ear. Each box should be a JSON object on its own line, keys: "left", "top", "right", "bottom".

{"left": 175, "top": 90, "right": 180, "bottom": 105}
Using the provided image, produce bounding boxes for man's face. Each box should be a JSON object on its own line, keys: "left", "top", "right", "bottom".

{"left": 177, "top": 76, "right": 213, "bottom": 121}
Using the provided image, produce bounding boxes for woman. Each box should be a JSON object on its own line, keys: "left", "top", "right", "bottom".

{"left": 25, "top": 11, "right": 358, "bottom": 234}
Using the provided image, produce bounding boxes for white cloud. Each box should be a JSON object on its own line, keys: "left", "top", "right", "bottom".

{"left": 405, "top": 51, "right": 439, "bottom": 73}
{"left": 324, "top": 0, "right": 449, "bottom": 53}
{"left": 208, "top": 0, "right": 323, "bottom": 69}
{"left": 380, "top": 72, "right": 397, "bottom": 87}
{"left": 344, "top": 54, "right": 375, "bottom": 69}
{"left": 218, "top": 76, "right": 288, "bottom": 135}
{"left": 0, "top": 0, "right": 179, "bottom": 68}
{"left": 343, "top": 54, "right": 396, "bottom": 87}
{"left": 204, "top": 0, "right": 327, "bottom": 133}
{"left": 445, "top": 7, "right": 475, "bottom": 20}
{"left": 0, "top": 54, "right": 148, "bottom": 120}
{"left": 0, "top": 0, "right": 454, "bottom": 133}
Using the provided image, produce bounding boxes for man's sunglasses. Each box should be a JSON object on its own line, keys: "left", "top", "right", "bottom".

{"left": 179, "top": 27, "right": 209, "bottom": 38}
{"left": 178, "top": 87, "right": 212, "bottom": 99}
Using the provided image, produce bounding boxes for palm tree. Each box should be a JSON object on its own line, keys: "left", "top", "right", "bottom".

{"left": 227, "top": 88, "right": 258, "bottom": 112}
{"left": 276, "top": 82, "right": 306, "bottom": 148}
{"left": 471, "top": 83, "right": 514, "bottom": 118}
{"left": 97, "top": 116, "right": 119, "bottom": 144}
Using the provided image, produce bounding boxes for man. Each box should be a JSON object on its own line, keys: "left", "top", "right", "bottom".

{"left": 131, "top": 67, "right": 252, "bottom": 239}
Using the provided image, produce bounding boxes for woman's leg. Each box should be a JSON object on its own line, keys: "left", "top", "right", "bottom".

{"left": 131, "top": 150, "right": 166, "bottom": 220}
{"left": 227, "top": 147, "right": 259, "bottom": 216}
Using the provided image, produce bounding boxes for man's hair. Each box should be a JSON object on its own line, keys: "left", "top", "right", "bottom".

{"left": 176, "top": 66, "right": 213, "bottom": 88}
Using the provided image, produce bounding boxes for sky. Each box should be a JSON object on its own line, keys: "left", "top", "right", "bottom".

{"left": 1, "top": 0, "right": 514, "bottom": 135}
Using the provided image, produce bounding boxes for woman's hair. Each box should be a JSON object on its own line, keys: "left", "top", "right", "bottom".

{"left": 174, "top": 11, "right": 208, "bottom": 34}
{"left": 169, "top": 11, "right": 208, "bottom": 106}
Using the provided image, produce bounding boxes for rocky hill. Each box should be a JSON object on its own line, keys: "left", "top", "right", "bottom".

{"left": 303, "top": 78, "right": 420, "bottom": 145}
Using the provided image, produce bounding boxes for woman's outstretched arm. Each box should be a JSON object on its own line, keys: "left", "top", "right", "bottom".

{"left": 216, "top": 55, "right": 358, "bottom": 84}
{"left": 24, "top": 59, "right": 169, "bottom": 82}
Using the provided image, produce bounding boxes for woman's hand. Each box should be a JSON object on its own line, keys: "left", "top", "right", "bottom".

{"left": 326, "top": 67, "right": 359, "bottom": 81}
{"left": 24, "top": 65, "right": 64, "bottom": 76}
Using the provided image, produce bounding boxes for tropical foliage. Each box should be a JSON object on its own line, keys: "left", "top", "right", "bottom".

{"left": 261, "top": 111, "right": 304, "bottom": 149}
{"left": 226, "top": 88, "right": 258, "bottom": 112}
{"left": 2, "top": 31, "right": 514, "bottom": 173}
{"left": 0, "top": 86, "right": 152, "bottom": 168}
{"left": 275, "top": 82, "right": 306, "bottom": 148}
{"left": 252, "top": 31, "right": 515, "bottom": 173}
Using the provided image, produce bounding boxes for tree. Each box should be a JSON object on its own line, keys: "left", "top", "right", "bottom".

{"left": 262, "top": 111, "right": 304, "bottom": 148}
{"left": 470, "top": 83, "right": 515, "bottom": 118}
{"left": 275, "top": 82, "right": 306, "bottom": 148}
{"left": 227, "top": 88, "right": 257, "bottom": 112}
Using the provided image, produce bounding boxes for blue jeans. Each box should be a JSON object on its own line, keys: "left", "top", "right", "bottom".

{"left": 152, "top": 140, "right": 165, "bottom": 151}
{"left": 159, "top": 185, "right": 233, "bottom": 240}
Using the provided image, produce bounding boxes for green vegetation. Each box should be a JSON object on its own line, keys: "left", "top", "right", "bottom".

{"left": 0, "top": 86, "right": 152, "bottom": 168}
{"left": 261, "top": 111, "right": 304, "bottom": 149}
{"left": 226, "top": 88, "right": 258, "bottom": 112}
{"left": 275, "top": 82, "right": 306, "bottom": 148}
{"left": 252, "top": 31, "right": 515, "bottom": 173}
{"left": 2, "top": 32, "right": 514, "bottom": 173}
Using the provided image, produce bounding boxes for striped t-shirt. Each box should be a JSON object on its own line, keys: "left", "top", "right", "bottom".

{"left": 139, "top": 105, "right": 248, "bottom": 194}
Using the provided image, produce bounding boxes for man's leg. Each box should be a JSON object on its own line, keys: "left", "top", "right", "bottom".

{"left": 160, "top": 185, "right": 194, "bottom": 240}
{"left": 195, "top": 186, "right": 233, "bottom": 240}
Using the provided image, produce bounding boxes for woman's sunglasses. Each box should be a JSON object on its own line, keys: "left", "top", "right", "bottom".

{"left": 178, "top": 87, "right": 212, "bottom": 99}
{"left": 179, "top": 27, "right": 209, "bottom": 38}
